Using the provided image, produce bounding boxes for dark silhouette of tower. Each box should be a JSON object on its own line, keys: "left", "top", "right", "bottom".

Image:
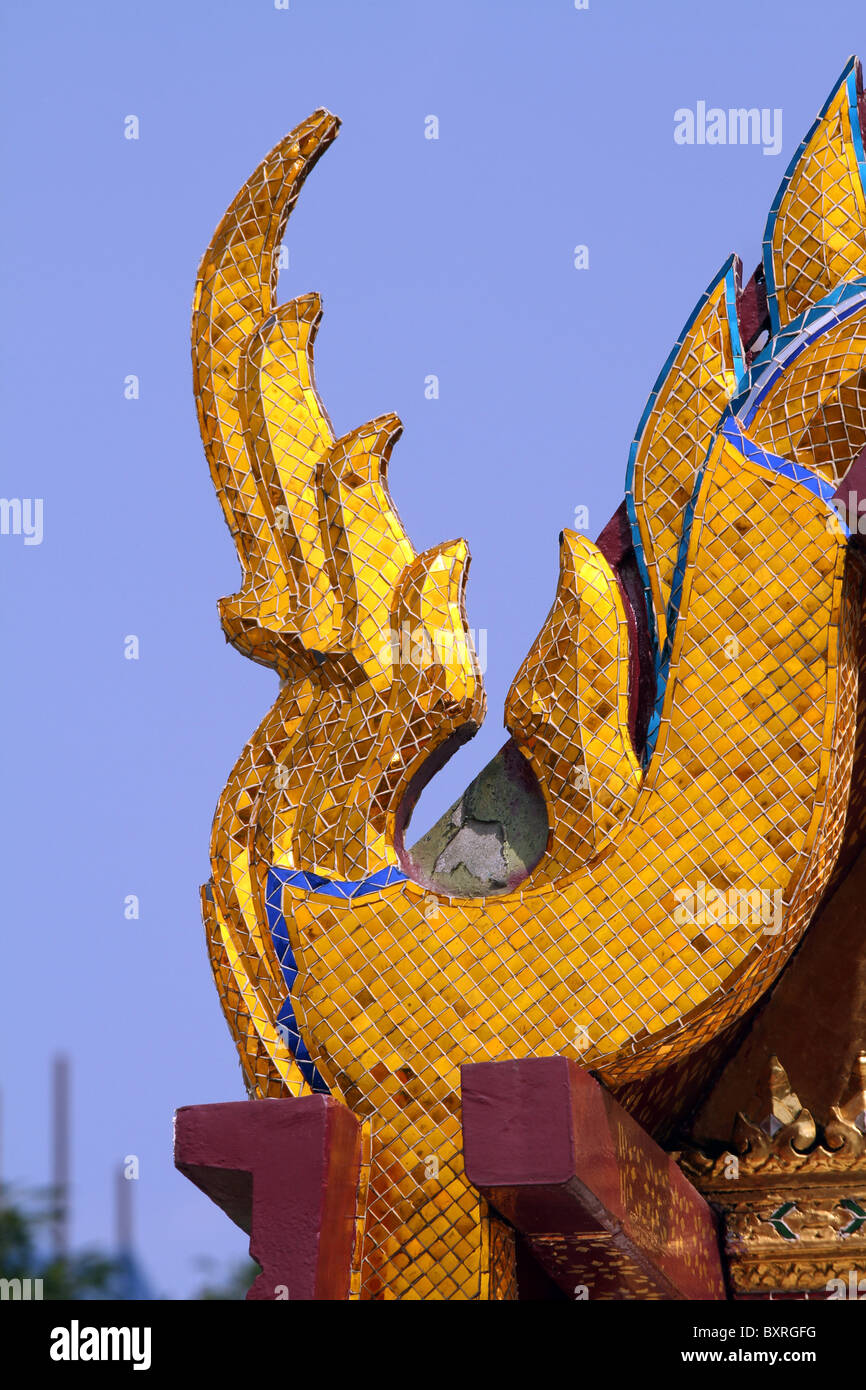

{"left": 110, "top": 1159, "right": 153, "bottom": 1299}
{"left": 116, "top": 1161, "right": 133, "bottom": 1254}
{"left": 51, "top": 1054, "right": 70, "bottom": 1259}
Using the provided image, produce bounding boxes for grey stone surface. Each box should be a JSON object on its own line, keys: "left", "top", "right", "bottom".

{"left": 407, "top": 739, "right": 548, "bottom": 896}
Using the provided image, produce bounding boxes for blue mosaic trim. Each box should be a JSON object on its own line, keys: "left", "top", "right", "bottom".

{"left": 763, "top": 57, "right": 862, "bottom": 338}
{"left": 265, "top": 863, "right": 407, "bottom": 1093}
{"left": 625, "top": 257, "right": 743, "bottom": 760}
{"left": 847, "top": 63, "right": 866, "bottom": 196}
{"left": 725, "top": 265, "right": 747, "bottom": 385}
{"left": 644, "top": 437, "right": 711, "bottom": 758}
{"left": 721, "top": 417, "right": 846, "bottom": 517}
{"left": 271, "top": 863, "right": 407, "bottom": 900}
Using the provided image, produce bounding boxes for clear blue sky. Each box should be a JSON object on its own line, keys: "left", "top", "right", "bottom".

{"left": 1, "top": 0, "right": 863, "bottom": 1297}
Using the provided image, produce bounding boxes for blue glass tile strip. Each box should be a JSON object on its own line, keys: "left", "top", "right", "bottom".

{"left": 646, "top": 433, "right": 712, "bottom": 759}
{"left": 265, "top": 863, "right": 407, "bottom": 1093}
{"left": 721, "top": 417, "right": 845, "bottom": 515}
{"left": 724, "top": 261, "right": 746, "bottom": 384}
{"left": 625, "top": 257, "right": 743, "bottom": 762}
{"left": 847, "top": 63, "right": 866, "bottom": 196}
{"left": 733, "top": 282, "right": 866, "bottom": 427}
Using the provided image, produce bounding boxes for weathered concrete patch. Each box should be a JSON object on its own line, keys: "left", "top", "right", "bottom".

{"left": 407, "top": 740, "right": 548, "bottom": 896}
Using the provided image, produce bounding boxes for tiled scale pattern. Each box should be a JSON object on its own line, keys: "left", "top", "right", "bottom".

{"left": 193, "top": 61, "right": 866, "bottom": 1298}
{"left": 504, "top": 531, "right": 642, "bottom": 877}
{"left": 765, "top": 57, "right": 866, "bottom": 333}
{"left": 290, "top": 437, "right": 857, "bottom": 1297}
{"left": 626, "top": 255, "right": 744, "bottom": 662}
{"left": 743, "top": 309, "right": 866, "bottom": 486}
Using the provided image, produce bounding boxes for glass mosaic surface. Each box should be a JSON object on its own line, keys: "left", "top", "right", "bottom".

{"left": 193, "top": 60, "right": 866, "bottom": 1299}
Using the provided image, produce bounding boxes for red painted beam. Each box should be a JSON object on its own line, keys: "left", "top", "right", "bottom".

{"left": 174, "top": 1096, "right": 361, "bottom": 1301}
{"left": 462, "top": 1057, "right": 726, "bottom": 1301}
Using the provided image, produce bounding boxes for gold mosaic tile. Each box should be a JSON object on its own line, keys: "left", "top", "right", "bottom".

{"left": 193, "top": 65, "right": 866, "bottom": 1298}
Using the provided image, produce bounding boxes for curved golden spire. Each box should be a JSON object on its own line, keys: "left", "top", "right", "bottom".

{"left": 193, "top": 67, "right": 866, "bottom": 1297}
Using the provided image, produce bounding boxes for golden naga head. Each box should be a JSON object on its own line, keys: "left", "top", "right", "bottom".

{"left": 193, "top": 59, "right": 866, "bottom": 1298}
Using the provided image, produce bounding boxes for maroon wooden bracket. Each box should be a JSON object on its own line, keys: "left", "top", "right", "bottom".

{"left": 174, "top": 1096, "right": 361, "bottom": 1301}
{"left": 461, "top": 1056, "right": 726, "bottom": 1300}
{"left": 832, "top": 440, "right": 866, "bottom": 544}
